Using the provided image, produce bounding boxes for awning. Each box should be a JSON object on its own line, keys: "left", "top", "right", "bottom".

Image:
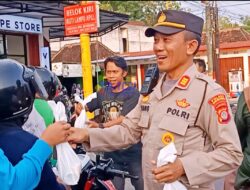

{"left": 0, "top": 1, "right": 129, "bottom": 39}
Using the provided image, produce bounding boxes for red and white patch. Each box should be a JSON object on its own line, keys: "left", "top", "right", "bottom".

{"left": 209, "top": 94, "right": 231, "bottom": 124}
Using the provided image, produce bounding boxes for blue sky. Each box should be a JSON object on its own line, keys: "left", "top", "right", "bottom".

{"left": 179, "top": 1, "right": 250, "bottom": 24}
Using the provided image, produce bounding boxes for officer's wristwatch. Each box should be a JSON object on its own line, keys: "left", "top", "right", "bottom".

{"left": 98, "top": 123, "right": 104, "bottom": 129}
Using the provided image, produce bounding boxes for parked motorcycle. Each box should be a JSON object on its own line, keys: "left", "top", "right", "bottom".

{"left": 71, "top": 152, "right": 138, "bottom": 190}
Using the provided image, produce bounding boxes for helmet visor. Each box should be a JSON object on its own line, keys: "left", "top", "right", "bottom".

{"left": 31, "top": 70, "right": 49, "bottom": 100}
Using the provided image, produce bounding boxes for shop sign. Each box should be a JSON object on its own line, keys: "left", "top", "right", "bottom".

{"left": 40, "top": 47, "right": 50, "bottom": 70}
{"left": 64, "top": 2, "right": 99, "bottom": 36}
{"left": 52, "top": 62, "right": 63, "bottom": 76}
{"left": 0, "top": 15, "right": 42, "bottom": 34}
{"left": 62, "top": 64, "right": 82, "bottom": 78}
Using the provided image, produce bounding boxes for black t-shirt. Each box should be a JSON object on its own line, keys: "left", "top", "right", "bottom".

{"left": 87, "top": 85, "right": 142, "bottom": 162}
{"left": 87, "top": 86, "right": 140, "bottom": 121}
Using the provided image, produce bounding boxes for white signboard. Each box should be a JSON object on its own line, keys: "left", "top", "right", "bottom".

{"left": 52, "top": 62, "right": 63, "bottom": 76}
{"left": 40, "top": 47, "right": 50, "bottom": 70}
{"left": 228, "top": 70, "right": 243, "bottom": 93}
{"left": 63, "top": 64, "right": 82, "bottom": 78}
{"left": 0, "top": 15, "right": 42, "bottom": 34}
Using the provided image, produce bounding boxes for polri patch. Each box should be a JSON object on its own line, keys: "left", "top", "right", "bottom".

{"left": 176, "top": 98, "right": 190, "bottom": 108}
{"left": 162, "top": 132, "right": 174, "bottom": 145}
{"left": 208, "top": 94, "right": 231, "bottom": 124}
{"left": 178, "top": 75, "right": 190, "bottom": 88}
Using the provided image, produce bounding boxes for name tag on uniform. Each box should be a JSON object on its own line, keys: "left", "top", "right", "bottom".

{"left": 138, "top": 111, "right": 150, "bottom": 128}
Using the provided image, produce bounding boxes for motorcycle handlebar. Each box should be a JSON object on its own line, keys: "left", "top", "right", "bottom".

{"left": 106, "top": 168, "right": 139, "bottom": 180}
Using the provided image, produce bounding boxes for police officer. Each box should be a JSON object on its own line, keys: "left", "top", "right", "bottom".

{"left": 68, "top": 10, "right": 243, "bottom": 189}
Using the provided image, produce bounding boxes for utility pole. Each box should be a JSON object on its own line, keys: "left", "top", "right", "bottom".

{"left": 205, "top": 1, "right": 220, "bottom": 82}
{"left": 205, "top": 1, "right": 214, "bottom": 78}
{"left": 214, "top": 1, "right": 220, "bottom": 83}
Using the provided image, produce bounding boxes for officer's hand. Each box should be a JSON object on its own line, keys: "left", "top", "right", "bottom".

{"left": 86, "top": 120, "right": 99, "bottom": 128}
{"left": 41, "top": 121, "right": 71, "bottom": 146}
{"left": 152, "top": 158, "right": 185, "bottom": 183}
{"left": 67, "top": 127, "right": 89, "bottom": 143}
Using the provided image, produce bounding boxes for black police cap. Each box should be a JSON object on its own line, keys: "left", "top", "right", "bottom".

{"left": 145, "top": 10, "right": 204, "bottom": 37}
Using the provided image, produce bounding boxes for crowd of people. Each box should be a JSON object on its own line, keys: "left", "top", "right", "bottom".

{"left": 0, "top": 8, "right": 250, "bottom": 190}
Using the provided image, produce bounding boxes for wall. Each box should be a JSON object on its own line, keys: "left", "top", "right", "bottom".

{"left": 195, "top": 50, "right": 250, "bottom": 90}
{"left": 49, "top": 23, "right": 154, "bottom": 53}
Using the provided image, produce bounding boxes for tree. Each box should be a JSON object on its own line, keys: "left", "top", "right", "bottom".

{"left": 218, "top": 16, "right": 239, "bottom": 30}
{"left": 99, "top": 1, "right": 181, "bottom": 26}
{"left": 240, "top": 16, "right": 250, "bottom": 32}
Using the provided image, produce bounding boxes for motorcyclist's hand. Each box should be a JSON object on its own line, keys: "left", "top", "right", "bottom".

{"left": 152, "top": 158, "right": 185, "bottom": 183}
{"left": 74, "top": 103, "right": 83, "bottom": 116}
{"left": 86, "top": 120, "right": 99, "bottom": 128}
{"left": 67, "top": 127, "right": 89, "bottom": 143}
{"left": 41, "top": 121, "right": 71, "bottom": 146}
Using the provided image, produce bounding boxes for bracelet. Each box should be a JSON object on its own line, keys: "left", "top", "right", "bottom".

{"left": 98, "top": 123, "right": 104, "bottom": 129}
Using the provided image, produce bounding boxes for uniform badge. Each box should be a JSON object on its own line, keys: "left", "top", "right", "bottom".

{"left": 209, "top": 94, "right": 231, "bottom": 124}
{"left": 162, "top": 132, "right": 174, "bottom": 145}
{"left": 176, "top": 98, "right": 190, "bottom": 108}
{"left": 178, "top": 75, "right": 190, "bottom": 88}
{"left": 142, "top": 95, "right": 149, "bottom": 103}
{"left": 158, "top": 12, "right": 166, "bottom": 23}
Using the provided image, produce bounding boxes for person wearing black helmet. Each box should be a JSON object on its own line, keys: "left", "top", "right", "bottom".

{"left": 32, "top": 67, "right": 57, "bottom": 128}
{"left": 0, "top": 59, "right": 71, "bottom": 190}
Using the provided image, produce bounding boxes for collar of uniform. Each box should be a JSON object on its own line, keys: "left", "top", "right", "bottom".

{"left": 153, "top": 72, "right": 166, "bottom": 100}
{"left": 175, "top": 64, "right": 197, "bottom": 90}
{"left": 153, "top": 64, "right": 197, "bottom": 100}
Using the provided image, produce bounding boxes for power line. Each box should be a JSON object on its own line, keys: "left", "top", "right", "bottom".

{"left": 220, "top": 2, "right": 250, "bottom": 8}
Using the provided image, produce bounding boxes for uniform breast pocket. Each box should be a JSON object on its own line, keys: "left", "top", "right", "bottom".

{"left": 158, "top": 116, "right": 189, "bottom": 156}
{"left": 138, "top": 111, "right": 150, "bottom": 129}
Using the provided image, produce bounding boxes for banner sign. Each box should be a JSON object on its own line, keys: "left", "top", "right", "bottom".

{"left": 64, "top": 2, "right": 99, "bottom": 36}
{"left": 0, "top": 15, "right": 42, "bottom": 34}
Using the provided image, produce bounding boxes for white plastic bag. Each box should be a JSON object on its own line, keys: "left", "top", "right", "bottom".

{"left": 74, "top": 109, "right": 88, "bottom": 129}
{"left": 48, "top": 100, "right": 67, "bottom": 122}
{"left": 48, "top": 99, "right": 82, "bottom": 185}
{"left": 74, "top": 93, "right": 97, "bottom": 129}
{"left": 22, "top": 105, "right": 46, "bottom": 137}
{"left": 56, "top": 142, "right": 82, "bottom": 185}
{"left": 157, "top": 142, "right": 187, "bottom": 190}
{"left": 74, "top": 93, "right": 97, "bottom": 107}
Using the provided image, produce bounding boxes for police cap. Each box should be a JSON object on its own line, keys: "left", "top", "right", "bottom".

{"left": 145, "top": 9, "right": 204, "bottom": 37}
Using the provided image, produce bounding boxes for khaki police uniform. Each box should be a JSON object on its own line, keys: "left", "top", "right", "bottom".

{"left": 84, "top": 65, "right": 243, "bottom": 190}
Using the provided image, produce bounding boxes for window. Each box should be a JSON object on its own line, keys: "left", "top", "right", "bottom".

{"left": 0, "top": 34, "right": 27, "bottom": 64}
{"left": 126, "top": 65, "right": 137, "bottom": 88}
{"left": 0, "top": 35, "right": 4, "bottom": 55}
{"left": 122, "top": 38, "right": 127, "bottom": 52}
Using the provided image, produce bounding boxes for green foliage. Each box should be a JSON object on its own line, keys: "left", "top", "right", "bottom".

{"left": 240, "top": 16, "right": 250, "bottom": 32}
{"left": 99, "top": 1, "right": 181, "bottom": 26}
{"left": 218, "top": 16, "right": 239, "bottom": 29}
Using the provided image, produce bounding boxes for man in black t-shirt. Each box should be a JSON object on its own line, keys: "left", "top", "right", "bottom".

{"left": 85, "top": 56, "right": 143, "bottom": 190}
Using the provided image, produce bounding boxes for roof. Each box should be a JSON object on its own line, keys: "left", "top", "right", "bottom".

{"left": 52, "top": 41, "right": 115, "bottom": 63}
{"left": 199, "top": 27, "right": 250, "bottom": 52}
{"left": 126, "top": 21, "right": 146, "bottom": 26}
{"left": 120, "top": 50, "right": 154, "bottom": 57}
{"left": 0, "top": 1, "right": 129, "bottom": 39}
{"left": 201, "top": 27, "right": 250, "bottom": 45}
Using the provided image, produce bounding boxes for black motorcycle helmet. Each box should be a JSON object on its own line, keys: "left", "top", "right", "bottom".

{"left": 34, "top": 67, "right": 58, "bottom": 100}
{"left": 0, "top": 59, "right": 48, "bottom": 121}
